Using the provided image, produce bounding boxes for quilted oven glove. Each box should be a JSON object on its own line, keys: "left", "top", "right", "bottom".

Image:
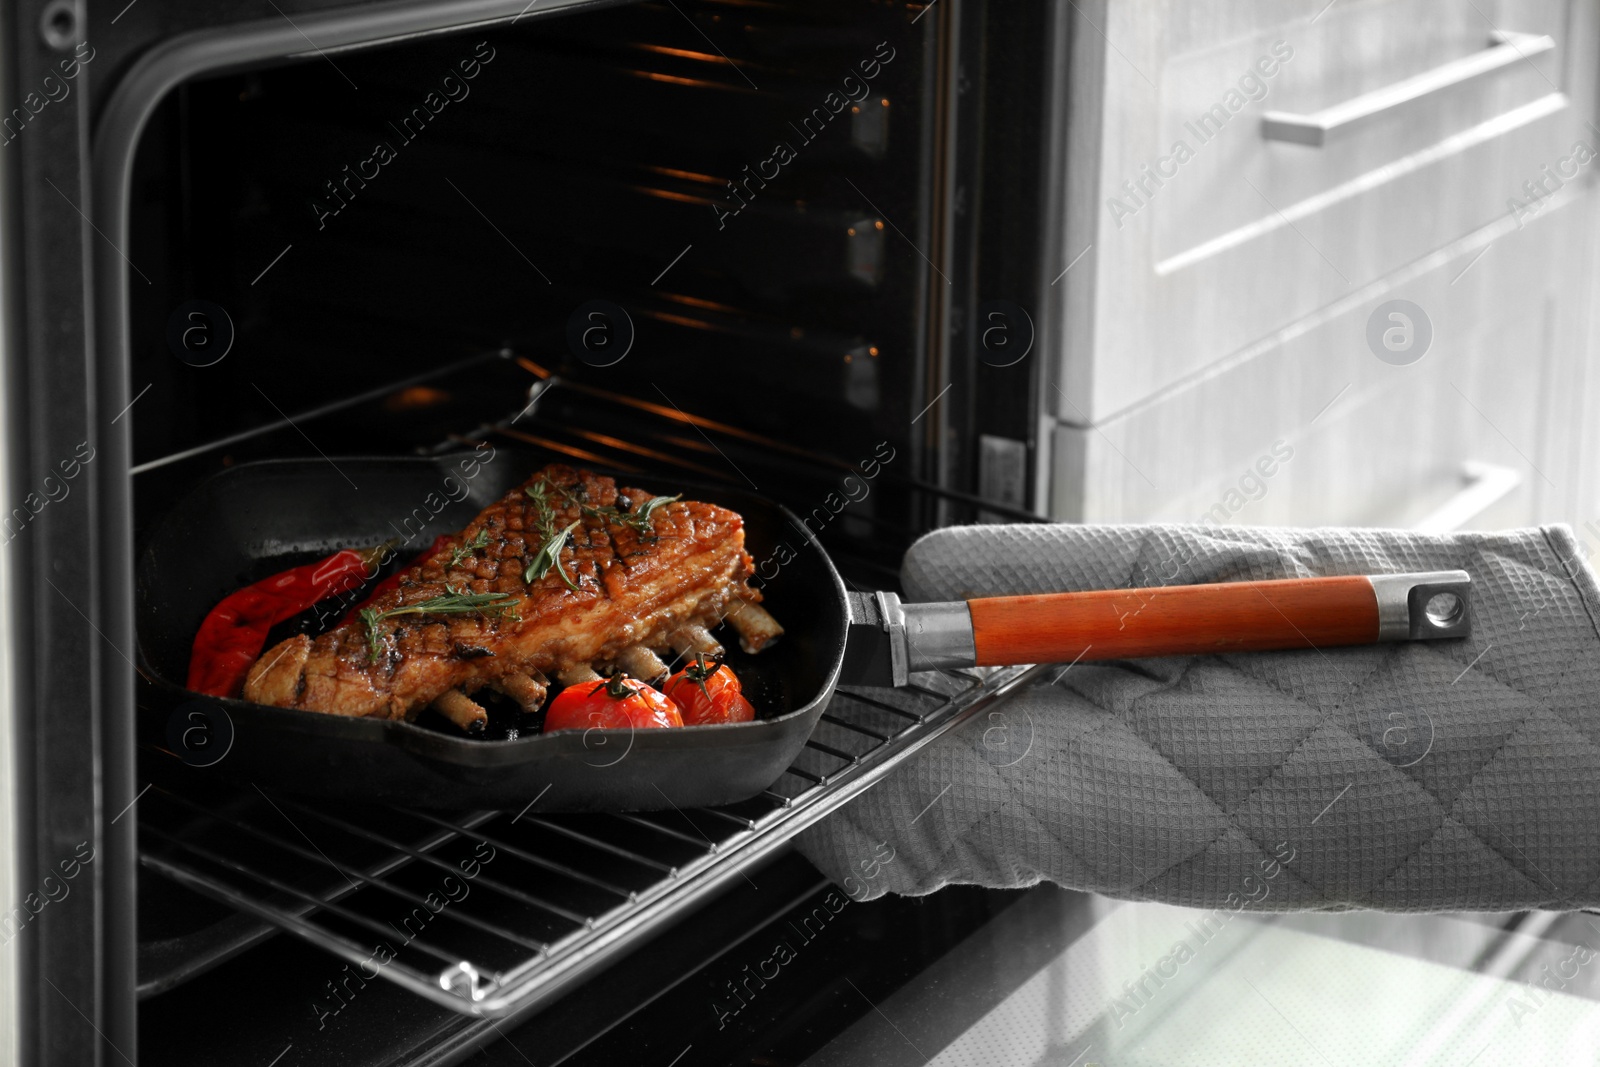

{"left": 795, "top": 523, "right": 1600, "bottom": 912}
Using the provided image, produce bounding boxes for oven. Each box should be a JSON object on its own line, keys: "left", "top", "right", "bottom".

{"left": 7, "top": 0, "right": 1600, "bottom": 1064}
{"left": 5, "top": 1, "right": 1061, "bottom": 1062}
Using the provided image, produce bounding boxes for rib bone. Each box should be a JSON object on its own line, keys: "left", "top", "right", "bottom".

{"left": 726, "top": 600, "right": 784, "bottom": 654}
{"left": 493, "top": 670, "right": 549, "bottom": 713}
{"left": 433, "top": 690, "right": 487, "bottom": 735}
{"left": 669, "top": 625, "right": 723, "bottom": 659}
{"left": 617, "top": 646, "right": 671, "bottom": 686}
{"left": 558, "top": 664, "right": 602, "bottom": 687}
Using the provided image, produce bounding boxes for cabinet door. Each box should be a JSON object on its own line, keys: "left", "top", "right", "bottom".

{"left": 1052, "top": 0, "right": 1595, "bottom": 423}
{"left": 1051, "top": 185, "right": 1599, "bottom": 530}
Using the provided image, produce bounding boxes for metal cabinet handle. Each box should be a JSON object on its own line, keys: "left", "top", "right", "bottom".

{"left": 1413, "top": 461, "right": 1522, "bottom": 533}
{"left": 1262, "top": 31, "right": 1554, "bottom": 146}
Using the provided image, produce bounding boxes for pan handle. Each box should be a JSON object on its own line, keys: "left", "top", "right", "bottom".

{"left": 845, "top": 572, "right": 1471, "bottom": 686}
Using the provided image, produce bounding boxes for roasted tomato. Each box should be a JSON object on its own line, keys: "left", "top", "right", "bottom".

{"left": 543, "top": 673, "right": 683, "bottom": 733}
{"left": 663, "top": 655, "right": 755, "bottom": 726}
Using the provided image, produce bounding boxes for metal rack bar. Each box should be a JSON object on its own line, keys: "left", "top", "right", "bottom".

{"left": 696, "top": 808, "right": 756, "bottom": 830}
{"left": 804, "top": 738, "right": 860, "bottom": 764}
{"left": 517, "top": 817, "right": 678, "bottom": 874}
{"left": 269, "top": 804, "right": 577, "bottom": 939}
{"left": 524, "top": 370, "right": 1044, "bottom": 523}
{"left": 495, "top": 427, "right": 649, "bottom": 472}
{"left": 819, "top": 712, "right": 891, "bottom": 741}
{"left": 834, "top": 690, "right": 926, "bottom": 722}
{"left": 154, "top": 793, "right": 553, "bottom": 953}
{"left": 499, "top": 425, "right": 729, "bottom": 483}
{"left": 613, "top": 814, "right": 717, "bottom": 850}
{"left": 138, "top": 850, "right": 493, "bottom": 1018}
{"left": 142, "top": 826, "right": 467, "bottom": 970}
{"left": 474, "top": 665, "right": 1047, "bottom": 1015}
{"left": 405, "top": 812, "right": 638, "bottom": 904}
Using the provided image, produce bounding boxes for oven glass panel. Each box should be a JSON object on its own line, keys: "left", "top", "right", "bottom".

{"left": 801, "top": 891, "right": 1600, "bottom": 1067}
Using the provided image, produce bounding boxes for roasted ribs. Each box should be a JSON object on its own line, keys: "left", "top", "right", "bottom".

{"left": 242, "top": 464, "right": 782, "bottom": 731}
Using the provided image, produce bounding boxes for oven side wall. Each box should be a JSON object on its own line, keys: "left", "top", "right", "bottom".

{"left": 0, "top": 3, "right": 20, "bottom": 1055}
{"left": 5, "top": 0, "right": 131, "bottom": 1062}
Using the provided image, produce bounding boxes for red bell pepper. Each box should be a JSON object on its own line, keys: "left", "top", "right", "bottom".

{"left": 187, "top": 543, "right": 391, "bottom": 698}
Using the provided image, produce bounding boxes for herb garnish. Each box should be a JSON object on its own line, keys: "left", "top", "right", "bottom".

{"left": 525, "top": 519, "right": 582, "bottom": 590}
{"left": 529, "top": 475, "right": 583, "bottom": 515}
{"left": 523, "top": 478, "right": 584, "bottom": 591}
{"left": 615, "top": 494, "right": 680, "bottom": 536}
{"left": 359, "top": 586, "right": 517, "bottom": 663}
{"left": 447, "top": 528, "right": 490, "bottom": 569}
{"left": 521, "top": 478, "right": 680, "bottom": 590}
{"left": 579, "top": 493, "right": 681, "bottom": 539}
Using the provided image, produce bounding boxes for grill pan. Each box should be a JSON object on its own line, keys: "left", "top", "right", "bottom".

{"left": 136, "top": 453, "right": 847, "bottom": 812}
{"left": 137, "top": 452, "right": 1474, "bottom": 813}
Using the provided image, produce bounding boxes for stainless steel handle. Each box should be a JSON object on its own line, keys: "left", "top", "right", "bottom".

{"left": 1368, "top": 571, "right": 1473, "bottom": 641}
{"left": 843, "top": 591, "right": 975, "bottom": 688}
{"left": 1262, "top": 31, "right": 1554, "bottom": 146}
{"left": 1412, "top": 461, "right": 1522, "bottom": 533}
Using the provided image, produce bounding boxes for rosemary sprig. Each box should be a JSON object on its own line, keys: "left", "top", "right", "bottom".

{"left": 447, "top": 528, "right": 490, "bottom": 569}
{"left": 520, "top": 478, "right": 678, "bottom": 591}
{"left": 624, "top": 494, "right": 680, "bottom": 533}
{"left": 587, "top": 493, "right": 681, "bottom": 538}
{"left": 523, "top": 479, "right": 583, "bottom": 591}
{"left": 360, "top": 586, "right": 517, "bottom": 663}
{"left": 548, "top": 478, "right": 587, "bottom": 510}
{"left": 524, "top": 519, "right": 582, "bottom": 590}
{"left": 528, "top": 475, "right": 588, "bottom": 515}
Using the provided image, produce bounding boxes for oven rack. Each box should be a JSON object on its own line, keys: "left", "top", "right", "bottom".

{"left": 135, "top": 359, "right": 1046, "bottom": 1020}
{"left": 138, "top": 665, "right": 1043, "bottom": 1019}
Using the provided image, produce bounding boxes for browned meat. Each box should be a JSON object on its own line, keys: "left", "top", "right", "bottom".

{"left": 242, "top": 464, "right": 777, "bottom": 727}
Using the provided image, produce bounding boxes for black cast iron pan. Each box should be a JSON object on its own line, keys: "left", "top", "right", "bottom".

{"left": 138, "top": 453, "right": 1476, "bottom": 813}
{"left": 135, "top": 453, "right": 847, "bottom": 812}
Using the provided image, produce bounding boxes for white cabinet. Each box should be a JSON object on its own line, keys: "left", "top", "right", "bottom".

{"left": 1048, "top": 0, "right": 1600, "bottom": 531}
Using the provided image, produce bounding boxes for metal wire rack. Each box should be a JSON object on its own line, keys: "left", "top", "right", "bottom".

{"left": 135, "top": 363, "right": 1046, "bottom": 1019}
{"left": 139, "top": 666, "right": 1041, "bottom": 1018}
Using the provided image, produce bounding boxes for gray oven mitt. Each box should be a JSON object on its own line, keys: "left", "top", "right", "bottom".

{"left": 794, "top": 523, "right": 1600, "bottom": 912}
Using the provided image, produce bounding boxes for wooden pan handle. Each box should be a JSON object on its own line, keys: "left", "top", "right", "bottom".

{"left": 844, "top": 572, "right": 1471, "bottom": 686}
{"left": 967, "top": 576, "right": 1380, "bottom": 666}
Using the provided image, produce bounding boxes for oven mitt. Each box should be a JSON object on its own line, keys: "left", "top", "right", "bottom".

{"left": 794, "top": 523, "right": 1600, "bottom": 912}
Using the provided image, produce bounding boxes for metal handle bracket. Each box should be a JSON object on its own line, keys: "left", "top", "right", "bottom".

{"left": 1368, "top": 571, "right": 1473, "bottom": 641}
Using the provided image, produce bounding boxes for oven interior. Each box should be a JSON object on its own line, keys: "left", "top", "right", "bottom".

{"left": 128, "top": 0, "right": 936, "bottom": 499}
{"left": 123, "top": 3, "right": 1047, "bottom": 1063}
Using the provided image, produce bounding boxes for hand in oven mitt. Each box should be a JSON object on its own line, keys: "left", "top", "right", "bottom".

{"left": 795, "top": 523, "right": 1600, "bottom": 912}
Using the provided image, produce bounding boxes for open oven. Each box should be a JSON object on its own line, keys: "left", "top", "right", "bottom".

{"left": 2, "top": 1, "right": 1064, "bottom": 1062}
{"left": 11, "top": 1, "right": 1600, "bottom": 1064}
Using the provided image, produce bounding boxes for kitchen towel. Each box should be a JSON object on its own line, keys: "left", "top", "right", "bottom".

{"left": 794, "top": 523, "right": 1600, "bottom": 912}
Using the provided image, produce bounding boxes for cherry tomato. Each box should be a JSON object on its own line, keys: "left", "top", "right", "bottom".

{"left": 543, "top": 673, "right": 683, "bottom": 733}
{"left": 663, "top": 655, "right": 755, "bottom": 726}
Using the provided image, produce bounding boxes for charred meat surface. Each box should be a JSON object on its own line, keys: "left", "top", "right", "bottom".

{"left": 242, "top": 465, "right": 777, "bottom": 722}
